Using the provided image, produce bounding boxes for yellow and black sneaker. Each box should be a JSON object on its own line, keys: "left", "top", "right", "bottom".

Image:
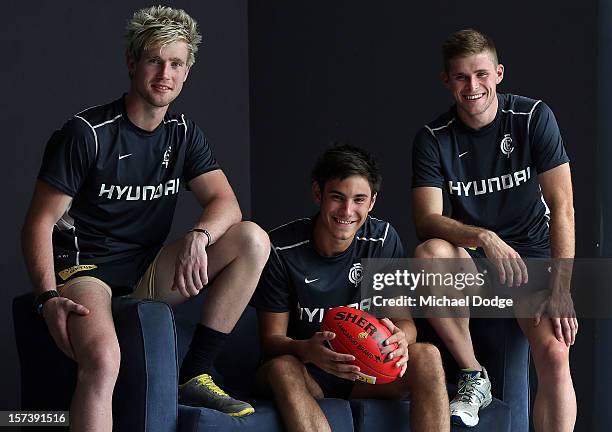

{"left": 178, "top": 374, "right": 255, "bottom": 417}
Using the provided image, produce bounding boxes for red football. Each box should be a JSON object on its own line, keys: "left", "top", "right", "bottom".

{"left": 321, "top": 306, "right": 401, "bottom": 384}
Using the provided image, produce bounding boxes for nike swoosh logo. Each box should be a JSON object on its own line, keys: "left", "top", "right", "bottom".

{"left": 304, "top": 277, "right": 320, "bottom": 284}
{"left": 118, "top": 154, "right": 132, "bottom": 160}
{"left": 459, "top": 151, "right": 468, "bottom": 158}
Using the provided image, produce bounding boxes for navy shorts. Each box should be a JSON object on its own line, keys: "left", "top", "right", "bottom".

{"left": 464, "top": 246, "right": 550, "bottom": 261}
{"left": 53, "top": 247, "right": 161, "bottom": 296}
{"left": 306, "top": 363, "right": 355, "bottom": 399}
{"left": 463, "top": 246, "right": 552, "bottom": 296}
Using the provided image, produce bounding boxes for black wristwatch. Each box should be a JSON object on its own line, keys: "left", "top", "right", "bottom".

{"left": 34, "top": 290, "right": 60, "bottom": 315}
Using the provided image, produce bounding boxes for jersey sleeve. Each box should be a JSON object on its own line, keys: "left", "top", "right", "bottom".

{"left": 411, "top": 127, "right": 444, "bottom": 189}
{"left": 183, "top": 122, "right": 221, "bottom": 182}
{"left": 529, "top": 102, "right": 570, "bottom": 174}
{"left": 37, "top": 117, "right": 97, "bottom": 197}
{"left": 370, "top": 223, "right": 406, "bottom": 308}
{"left": 382, "top": 223, "right": 406, "bottom": 258}
{"left": 250, "top": 246, "right": 292, "bottom": 312}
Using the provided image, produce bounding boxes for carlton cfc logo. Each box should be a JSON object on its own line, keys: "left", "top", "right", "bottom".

{"left": 500, "top": 134, "right": 514, "bottom": 158}
{"left": 349, "top": 263, "right": 363, "bottom": 286}
{"left": 162, "top": 146, "right": 173, "bottom": 168}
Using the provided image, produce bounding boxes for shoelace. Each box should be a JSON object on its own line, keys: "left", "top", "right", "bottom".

{"left": 457, "top": 375, "right": 485, "bottom": 404}
{"left": 194, "top": 374, "right": 229, "bottom": 397}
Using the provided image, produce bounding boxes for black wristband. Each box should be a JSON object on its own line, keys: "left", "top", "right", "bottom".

{"left": 34, "top": 290, "right": 60, "bottom": 315}
{"left": 189, "top": 228, "right": 212, "bottom": 247}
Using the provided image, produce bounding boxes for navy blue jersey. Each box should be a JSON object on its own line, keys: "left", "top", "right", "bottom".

{"left": 251, "top": 216, "right": 405, "bottom": 340}
{"left": 38, "top": 95, "right": 220, "bottom": 264}
{"left": 412, "top": 94, "right": 569, "bottom": 252}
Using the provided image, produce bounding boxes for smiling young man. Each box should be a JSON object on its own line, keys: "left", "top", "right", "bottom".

{"left": 21, "top": 6, "right": 269, "bottom": 431}
{"left": 251, "top": 145, "right": 449, "bottom": 432}
{"left": 411, "top": 29, "right": 577, "bottom": 430}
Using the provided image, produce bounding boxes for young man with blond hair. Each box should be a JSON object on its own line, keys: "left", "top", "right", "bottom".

{"left": 22, "top": 6, "right": 269, "bottom": 431}
{"left": 412, "top": 29, "right": 577, "bottom": 430}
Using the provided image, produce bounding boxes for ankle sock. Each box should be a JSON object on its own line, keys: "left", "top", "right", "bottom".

{"left": 179, "top": 324, "right": 229, "bottom": 385}
{"left": 460, "top": 368, "right": 482, "bottom": 378}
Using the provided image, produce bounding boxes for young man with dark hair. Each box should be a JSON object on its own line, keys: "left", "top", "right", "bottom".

{"left": 22, "top": 6, "right": 269, "bottom": 431}
{"left": 412, "top": 28, "right": 577, "bottom": 430}
{"left": 252, "top": 144, "right": 449, "bottom": 432}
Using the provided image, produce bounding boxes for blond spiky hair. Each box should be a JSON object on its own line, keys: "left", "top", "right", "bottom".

{"left": 125, "top": 5, "right": 202, "bottom": 67}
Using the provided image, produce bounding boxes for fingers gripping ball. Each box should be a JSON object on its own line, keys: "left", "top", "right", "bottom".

{"left": 322, "top": 306, "right": 401, "bottom": 384}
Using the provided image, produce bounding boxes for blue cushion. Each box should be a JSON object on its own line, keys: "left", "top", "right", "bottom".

{"left": 350, "top": 398, "right": 510, "bottom": 432}
{"left": 13, "top": 294, "right": 180, "bottom": 432}
{"left": 15, "top": 289, "right": 528, "bottom": 432}
{"left": 415, "top": 318, "right": 529, "bottom": 432}
{"left": 113, "top": 298, "right": 179, "bottom": 432}
{"left": 179, "top": 398, "right": 354, "bottom": 432}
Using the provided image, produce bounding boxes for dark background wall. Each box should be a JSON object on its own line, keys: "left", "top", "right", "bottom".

{"left": 2, "top": 0, "right": 608, "bottom": 430}
{"left": 1, "top": 0, "right": 250, "bottom": 408}
{"left": 249, "top": 0, "right": 599, "bottom": 252}
{"left": 596, "top": 0, "right": 612, "bottom": 430}
{"left": 249, "top": 1, "right": 600, "bottom": 431}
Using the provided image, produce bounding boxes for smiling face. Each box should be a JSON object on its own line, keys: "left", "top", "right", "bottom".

{"left": 127, "top": 40, "right": 191, "bottom": 111}
{"left": 443, "top": 51, "right": 504, "bottom": 129}
{"left": 312, "top": 175, "right": 376, "bottom": 256}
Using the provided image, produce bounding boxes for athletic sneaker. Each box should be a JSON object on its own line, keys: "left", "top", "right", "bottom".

{"left": 450, "top": 367, "right": 493, "bottom": 427}
{"left": 178, "top": 373, "right": 255, "bottom": 417}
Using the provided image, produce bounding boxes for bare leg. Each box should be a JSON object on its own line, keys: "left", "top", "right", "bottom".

{"left": 256, "top": 355, "right": 330, "bottom": 432}
{"left": 517, "top": 317, "right": 576, "bottom": 432}
{"left": 350, "top": 343, "right": 450, "bottom": 432}
{"left": 415, "top": 239, "right": 481, "bottom": 369}
{"left": 426, "top": 319, "right": 480, "bottom": 370}
{"left": 61, "top": 280, "right": 120, "bottom": 432}
{"left": 137, "top": 221, "right": 270, "bottom": 332}
{"left": 197, "top": 222, "right": 269, "bottom": 331}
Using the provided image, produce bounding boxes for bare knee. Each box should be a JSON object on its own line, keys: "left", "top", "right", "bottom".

{"left": 77, "top": 339, "right": 121, "bottom": 390}
{"left": 407, "top": 343, "right": 445, "bottom": 383}
{"left": 231, "top": 221, "right": 270, "bottom": 262}
{"left": 532, "top": 339, "right": 570, "bottom": 379}
{"left": 414, "top": 239, "right": 458, "bottom": 259}
{"left": 266, "top": 355, "right": 323, "bottom": 398}
{"left": 266, "top": 355, "right": 305, "bottom": 382}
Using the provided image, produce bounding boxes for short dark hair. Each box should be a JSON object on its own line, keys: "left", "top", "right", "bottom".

{"left": 311, "top": 143, "right": 382, "bottom": 195}
{"left": 442, "top": 28, "right": 498, "bottom": 72}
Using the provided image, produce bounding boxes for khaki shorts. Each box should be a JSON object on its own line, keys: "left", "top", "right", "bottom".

{"left": 57, "top": 276, "right": 113, "bottom": 298}
{"left": 131, "top": 248, "right": 165, "bottom": 300}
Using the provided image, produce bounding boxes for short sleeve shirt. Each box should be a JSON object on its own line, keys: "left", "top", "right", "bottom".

{"left": 38, "top": 95, "right": 220, "bottom": 262}
{"left": 251, "top": 216, "right": 405, "bottom": 340}
{"left": 412, "top": 94, "right": 569, "bottom": 252}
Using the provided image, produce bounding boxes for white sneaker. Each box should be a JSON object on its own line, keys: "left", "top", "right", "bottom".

{"left": 450, "top": 367, "right": 493, "bottom": 427}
